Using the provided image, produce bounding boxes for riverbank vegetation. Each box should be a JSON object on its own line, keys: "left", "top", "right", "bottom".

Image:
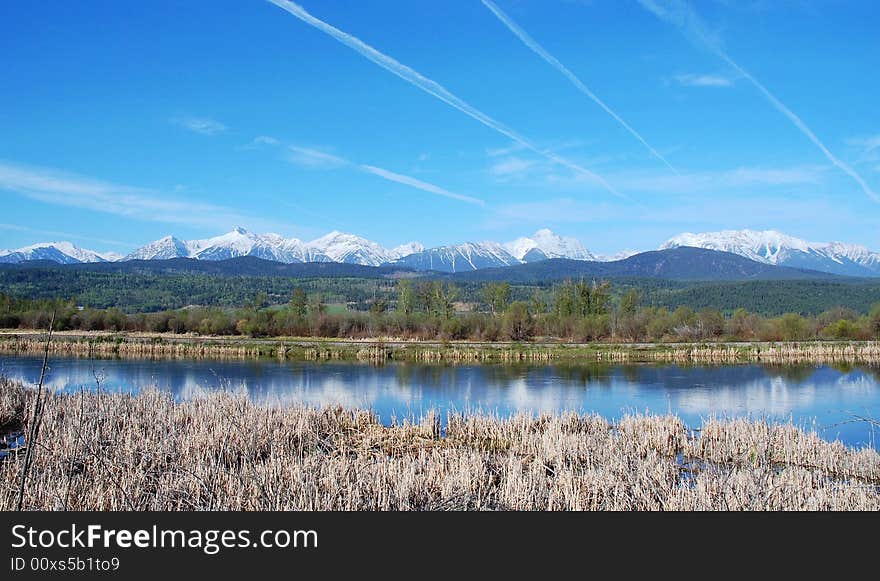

{"left": 4, "top": 279, "right": 880, "bottom": 344}
{"left": 1, "top": 380, "right": 876, "bottom": 510}
{"left": 3, "top": 264, "right": 880, "bottom": 315}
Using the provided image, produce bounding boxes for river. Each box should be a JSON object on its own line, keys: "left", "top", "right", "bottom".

{"left": 1, "top": 355, "right": 877, "bottom": 448}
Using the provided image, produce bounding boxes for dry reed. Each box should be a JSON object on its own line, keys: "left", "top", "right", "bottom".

{"left": 5, "top": 335, "right": 880, "bottom": 365}
{"left": 599, "top": 342, "right": 880, "bottom": 364}
{"left": 1, "top": 379, "right": 876, "bottom": 511}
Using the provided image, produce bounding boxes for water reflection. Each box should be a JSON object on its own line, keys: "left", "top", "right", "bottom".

{"left": 0, "top": 355, "right": 877, "bottom": 448}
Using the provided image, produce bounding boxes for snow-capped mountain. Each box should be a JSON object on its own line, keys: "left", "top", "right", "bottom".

{"left": 192, "top": 228, "right": 291, "bottom": 262}
{"left": 123, "top": 228, "right": 424, "bottom": 266}
{"left": 392, "top": 242, "right": 520, "bottom": 273}
{"left": 595, "top": 249, "right": 640, "bottom": 262}
{"left": 12, "top": 227, "right": 877, "bottom": 276}
{"left": 0, "top": 242, "right": 120, "bottom": 264}
{"left": 307, "top": 231, "right": 393, "bottom": 266}
{"left": 389, "top": 241, "right": 425, "bottom": 261}
{"left": 504, "top": 229, "right": 595, "bottom": 263}
{"left": 661, "top": 229, "right": 880, "bottom": 277}
{"left": 125, "top": 236, "right": 197, "bottom": 261}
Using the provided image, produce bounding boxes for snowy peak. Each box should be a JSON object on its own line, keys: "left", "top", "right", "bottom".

{"left": 0, "top": 241, "right": 117, "bottom": 264}
{"left": 661, "top": 229, "right": 810, "bottom": 264}
{"left": 125, "top": 236, "right": 194, "bottom": 261}
{"left": 389, "top": 241, "right": 425, "bottom": 261}
{"left": 307, "top": 231, "right": 391, "bottom": 266}
{"left": 193, "top": 228, "right": 290, "bottom": 262}
{"left": 505, "top": 229, "right": 595, "bottom": 262}
{"left": 9, "top": 227, "right": 879, "bottom": 277}
{"left": 661, "top": 229, "right": 880, "bottom": 277}
{"left": 392, "top": 241, "right": 520, "bottom": 273}
{"left": 595, "top": 249, "right": 639, "bottom": 262}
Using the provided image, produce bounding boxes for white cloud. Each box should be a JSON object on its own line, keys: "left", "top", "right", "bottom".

{"left": 0, "top": 223, "right": 131, "bottom": 248}
{"left": 490, "top": 157, "right": 537, "bottom": 179}
{"left": 0, "top": 161, "right": 262, "bottom": 228}
{"left": 492, "top": 198, "right": 619, "bottom": 225}
{"left": 488, "top": 194, "right": 864, "bottom": 233}
{"left": 485, "top": 150, "right": 826, "bottom": 194}
{"left": 597, "top": 165, "right": 827, "bottom": 195}
{"left": 847, "top": 135, "right": 880, "bottom": 164}
{"left": 240, "top": 135, "right": 282, "bottom": 150}
{"left": 286, "top": 146, "right": 348, "bottom": 169}
{"left": 254, "top": 135, "right": 281, "bottom": 146}
{"left": 675, "top": 73, "right": 733, "bottom": 87}
{"left": 174, "top": 116, "right": 227, "bottom": 135}
{"left": 487, "top": 142, "right": 528, "bottom": 158}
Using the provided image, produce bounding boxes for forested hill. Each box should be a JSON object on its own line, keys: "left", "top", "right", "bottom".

{"left": 449, "top": 247, "right": 844, "bottom": 283}
{"left": 0, "top": 267, "right": 878, "bottom": 316}
{"left": 0, "top": 256, "right": 414, "bottom": 279}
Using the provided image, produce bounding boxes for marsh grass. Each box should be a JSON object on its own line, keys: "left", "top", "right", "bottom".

{"left": 1, "top": 378, "right": 877, "bottom": 511}
{"left": 6, "top": 334, "right": 880, "bottom": 365}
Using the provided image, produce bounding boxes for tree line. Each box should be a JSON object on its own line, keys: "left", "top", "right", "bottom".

{"left": 3, "top": 279, "right": 880, "bottom": 342}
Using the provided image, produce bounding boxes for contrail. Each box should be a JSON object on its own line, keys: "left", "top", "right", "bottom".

{"left": 283, "top": 144, "right": 485, "bottom": 206}
{"left": 481, "top": 0, "right": 677, "bottom": 174}
{"left": 637, "top": 0, "right": 879, "bottom": 203}
{"left": 265, "top": 0, "right": 623, "bottom": 199}
{"left": 359, "top": 165, "right": 485, "bottom": 206}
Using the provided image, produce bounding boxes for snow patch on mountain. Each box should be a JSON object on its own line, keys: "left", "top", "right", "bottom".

{"left": 388, "top": 241, "right": 425, "bottom": 261}
{"left": 392, "top": 241, "right": 521, "bottom": 273}
{"left": 125, "top": 236, "right": 197, "bottom": 260}
{"left": 661, "top": 229, "right": 880, "bottom": 276}
{"left": 306, "top": 231, "right": 392, "bottom": 266}
{"left": 0, "top": 241, "right": 118, "bottom": 264}
{"left": 504, "top": 229, "right": 595, "bottom": 262}
{"left": 595, "top": 249, "right": 640, "bottom": 262}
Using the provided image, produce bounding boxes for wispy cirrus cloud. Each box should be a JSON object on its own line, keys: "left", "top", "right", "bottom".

{"left": 265, "top": 0, "right": 621, "bottom": 198}
{"left": 638, "top": 0, "right": 879, "bottom": 203}
{"left": 0, "top": 223, "right": 132, "bottom": 249}
{"left": 286, "top": 146, "right": 348, "bottom": 169}
{"left": 487, "top": 194, "right": 864, "bottom": 236}
{"left": 847, "top": 135, "right": 880, "bottom": 164}
{"left": 276, "top": 142, "right": 484, "bottom": 206}
{"left": 174, "top": 116, "right": 227, "bottom": 135}
{"left": 240, "top": 135, "right": 282, "bottom": 150}
{"left": 481, "top": 0, "right": 678, "bottom": 174}
{"left": 490, "top": 157, "right": 538, "bottom": 180}
{"left": 604, "top": 165, "right": 827, "bottom": 195}
{"left": 490, "top": 198, "right": 620, "bottom": 226}
{"left": 486, "top": 143, "right": 825, "bottom": 192}
{"left": 674, "top": 73, "right": 733, "bottom": 87}
{"left": 0, "top": 161, "right": 266, "bottom": 229}
{"left": 574, "top": 164, "right": 826, "bottom": 193}
{"left": 486, "top": 142, "right": 528, "bottom": 158}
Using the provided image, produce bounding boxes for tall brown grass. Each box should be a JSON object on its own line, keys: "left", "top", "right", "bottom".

{"left": 1, "top": 379, "right": 876, "bottom": 511}
{"left": 601, "top": 342, "right": 880, "bottom": 364}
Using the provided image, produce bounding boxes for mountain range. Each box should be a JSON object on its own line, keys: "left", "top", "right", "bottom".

{"left": 0, "top": 241, "right": 121, "bottom": 264}
{"left": 2, "top": 227, "right": 879, "bottom": 278}
{"left": 660, "top": 230, "right": 880, "bottom": 277}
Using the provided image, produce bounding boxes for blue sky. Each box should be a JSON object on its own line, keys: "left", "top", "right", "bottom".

{"left": 1, "top": 0, "right": 878, "bottom": 255}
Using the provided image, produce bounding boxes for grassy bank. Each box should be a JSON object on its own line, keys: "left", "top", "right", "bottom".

{"left": 2, "top": 331, "right": 880, "bottom": 364}
{"left": 1, "top": 380, "right": 877, "bottom": 510}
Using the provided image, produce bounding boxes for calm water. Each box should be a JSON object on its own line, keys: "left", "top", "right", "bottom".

{"left": 1, "top": 355, "right": 878, "bottom": 448}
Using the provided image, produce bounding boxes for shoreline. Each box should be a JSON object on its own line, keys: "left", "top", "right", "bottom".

{"left": 2, "top": 380, "right": 877, "bottom": 511}
{"left": 2, "top": 330, "right": 880, "bottom": 364}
